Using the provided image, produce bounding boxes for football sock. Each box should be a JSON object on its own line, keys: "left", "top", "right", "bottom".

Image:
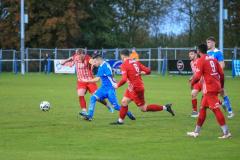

{"left": 119, "top": 106, "right": 128, "bottom": 121}
{"left": 146, "top": 104, "right": 163, "bottom": 111}
{"left": 79, "top": 96, "right": 86, "bottom": 110}
{"left": 212, "top": 108, "right": 226, "bottom": 126}
{"left": 223, "top": 96, "right": 233, "bottom": 113}
{"left": 218, "top": 100, "right": 222, "bottom": 105}
{"left": 221, "top": 125, "right": 229, "bottom": 135}
{"left": 197, "top": 108, "right": 206, "bottom": 126}
{"left": 88, "top": 96, "right": 97, "bottom": 118}
{"left": 194, "top": 125, "right": 201, "bottom": 133}
{"left": 192, "top": 99, "right": 197, "bottom": 111}
{"left": 113, "top": 105, "right": 120, "bottom": 111}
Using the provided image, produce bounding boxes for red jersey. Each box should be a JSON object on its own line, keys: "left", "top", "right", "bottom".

{"left": 190, "top": 58, "right": 198, "bottom": 75}
{"left": 191, "top": 54, "right": 224, "bottom": 94}
{"left": 72, "top": 54, "right": 94, "bottom": 81}
{"left": 117, "top": 59, "right": 151, "bottom": 90}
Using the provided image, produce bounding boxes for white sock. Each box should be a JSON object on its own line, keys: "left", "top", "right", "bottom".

{"left": 221, "top": 125, "right": 229, "bottom": 135}
{"left": 118, "top": 118, "right": 123, "bottom": 123}
{"left": 163, "top": 106, "right": 167, "bottom": 110}
{"left": 82, "top": 108, "right": 87, "bottom": 112}
{"left": 194, "top": 125, "right": 201, "bottom": 133}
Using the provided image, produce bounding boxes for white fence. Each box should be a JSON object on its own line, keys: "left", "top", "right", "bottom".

{"left": 0, "top": 47, "right": 239, "bottom": 73}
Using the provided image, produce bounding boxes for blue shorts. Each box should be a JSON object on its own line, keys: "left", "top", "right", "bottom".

{"left": 93, "top": 87, "right": 119, "bottom": 106}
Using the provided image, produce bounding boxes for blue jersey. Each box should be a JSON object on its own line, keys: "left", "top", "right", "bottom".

{"left": 207, "top": 48, "right": 224, "bottom": 62}
{"left": 96, "top": 61, "right": 116, "bottom": 88}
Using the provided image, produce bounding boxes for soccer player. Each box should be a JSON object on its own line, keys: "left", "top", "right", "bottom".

{"left": 187, "top": 44, "right": 231, "bottom": 139}
{"left": 206, "top": 36, "right": 234, "bottom": 118}
{"left": 111, "top": 49, "right": 175, "bottom": 125}
{"left": 61, "top": 49, "right": 113, "bottom": 116}
{"left": 80, "top": 53, "right": 136, "bottom": 121}
{"left": 189, "top": 50, "right": 201, "bottom": 117}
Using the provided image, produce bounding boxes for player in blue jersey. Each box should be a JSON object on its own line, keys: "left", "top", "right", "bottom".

{"left": 206, "top": 36, "right": 234, "bottom": 118}
{"left": 80, "top": 53, "right": 136, "bottom": 121}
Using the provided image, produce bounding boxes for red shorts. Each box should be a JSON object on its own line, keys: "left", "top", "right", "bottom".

{"left": 201, "top": 93, "right": 220, "bottom": 110}
{"left": 77, "top": 81, "right": 98, "bottom": 94}
{"left": 124, "top": 88, "right": 145, "bottom": 107}
{"left": 193, "top": 82, "right": 202, "bottom": 91}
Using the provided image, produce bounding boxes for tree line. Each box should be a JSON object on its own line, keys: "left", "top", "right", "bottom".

{"left": 0, "top": 0, "right": 239, "bottom": 49}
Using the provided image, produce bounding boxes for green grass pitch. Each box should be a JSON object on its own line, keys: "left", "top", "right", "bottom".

{"left": 0, "top": 73, "right": 239, "bottom": 160}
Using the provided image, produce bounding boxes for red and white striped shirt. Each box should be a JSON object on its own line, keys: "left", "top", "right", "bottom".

{"left": 72, "top": 54, "right": 94, "bottom": 81}
{"left": 190, "top": 58, "right": 198, "bottom": 75}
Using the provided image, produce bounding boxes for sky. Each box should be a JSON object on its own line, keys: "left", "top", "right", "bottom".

{"left": 155, "top": 3, "right": 188, "bottom": 35}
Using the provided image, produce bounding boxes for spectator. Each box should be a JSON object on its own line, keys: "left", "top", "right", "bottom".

{"left": 130, "top": 48, "right": 139, "bottom": 60}
{"left": 43, "top": 53, "right": 49, "bottom": 74}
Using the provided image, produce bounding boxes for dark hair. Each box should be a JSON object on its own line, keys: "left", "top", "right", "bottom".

{"left": 189, "top": 49, "right": 197, "bottom": 54}
{"left": 206, "top": 36, "right": 216, "bottom": 42}
{"left": 198, "top": 44, "right": 208, "bottom": 54}
{"left": 76, "top": 48, "right": 85, "bottom": 54}
{"left": 92, "top": 53, "right": 102, "bottom": 59}
{"left": 120, "top": 49, "right": 130, "bottom": 56}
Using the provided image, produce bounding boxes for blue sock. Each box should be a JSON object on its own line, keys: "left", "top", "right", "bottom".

{"left": 127, "top": 111, "right": 132, "bottom": 117}
{"left": 88, "top": 96, "right": 97, "bottom": 118}
{"left": 113, "top": 104, "right": 120, "bottom": 111}
{"left": 224, "top": 96, "right": 232, "bottom": 113}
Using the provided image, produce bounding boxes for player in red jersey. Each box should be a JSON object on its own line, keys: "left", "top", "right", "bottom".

{"left": 111, "top": 49, "right": 175, "bottom": 125}
{"left": 189, "top": 50, "right": 201, "bottom": 117}
{"left": 187, "top": 44, "right": 231, "bottom": 139}
{"left": 61, "top": 49, "right": 113, "bottom": 115}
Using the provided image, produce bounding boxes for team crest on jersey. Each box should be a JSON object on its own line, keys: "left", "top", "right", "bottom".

{"left": 78, "top": 63, "right": 86, "bottom": 69}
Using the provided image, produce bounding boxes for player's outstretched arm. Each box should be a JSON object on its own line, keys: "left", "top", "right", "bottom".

{"left": 116, "top": 74, "right": 127, "bottom": 89}
{"left": 61, "top": 57, "right": 73, "bottom": 65}
{"left": 82, "top": 77, "right": 100, "bottom": 83}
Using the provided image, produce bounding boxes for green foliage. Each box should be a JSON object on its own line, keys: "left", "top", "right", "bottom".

{"left": 0, "top": 0, "right": 240, "bottom": 48}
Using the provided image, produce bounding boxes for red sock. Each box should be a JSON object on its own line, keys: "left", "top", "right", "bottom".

{"left": 146, "top": 104, "right": 163, "bottom": 112}
{"left": 197, "top": 108, "right": 206, "bottom": 126}
{"left": 212, "top": 108, "right": 226, "bottom": 126}
{"left": 218, "top": 100, "right": 222, "bottom": 105}
{"left": 79, "top": 96, "right": 86, "bottom": 109}
{"left": 120, "top": 106, "right": 128, "bottom": 120}
{"left": 192, "top": 99, "right": 197, "bottom": 111}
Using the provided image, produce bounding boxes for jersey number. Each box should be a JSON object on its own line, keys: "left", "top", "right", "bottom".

{"left": 133, "top": 63, "right": 140, "bottom": 73}
{"left": 209, "top": 60, "right": 216, "bottom": 73}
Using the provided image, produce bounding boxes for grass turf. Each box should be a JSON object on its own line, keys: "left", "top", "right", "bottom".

{"left": 0, "top": 73, "right": 239, "bottom": 160}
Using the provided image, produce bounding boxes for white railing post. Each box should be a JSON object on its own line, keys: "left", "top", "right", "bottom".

{"left": 25, "top": 48, "right": 28, "bottom": 72}
{"left": 148, "top": 48, "right": 151, "bottom": 68}
{"left": 39, "top": 49, "right": 42, "bottom": 72}
{"left": 157, "top": 47, "right": 162, "bottom": 73}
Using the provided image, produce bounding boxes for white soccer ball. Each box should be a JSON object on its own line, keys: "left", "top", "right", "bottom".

{"left": 40, "top": 101, "right": 51, "bottom": 111}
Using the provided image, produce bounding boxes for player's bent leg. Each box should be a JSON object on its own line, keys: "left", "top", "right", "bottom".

{"left": 111, "top": 97, "right": 134, "bottom": 125}
{"left": 220, "top": 89, "right": 234, "bottom": 119}
{"left": 88, "top": 83, "right": 114, "bottom": 113}
{"left": 191, "top": 89, "right": 199, "bottom": 117}
{"left": 140, "top": 103, "right": 175, "bottom": 116}
{"left": 77, "top": 88, "right": 87, "bottom": 114}
{"left": 120, "top": 97, "right": 136, "bottom": 120}
{"left": 211, "top": 107, "right": 231, "bottom": 138}
{"left": 85, "top": 95, "right": 98, "bottom": 121}
{"left": 187, "top": 107, "right": 206, "bottom": 138}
